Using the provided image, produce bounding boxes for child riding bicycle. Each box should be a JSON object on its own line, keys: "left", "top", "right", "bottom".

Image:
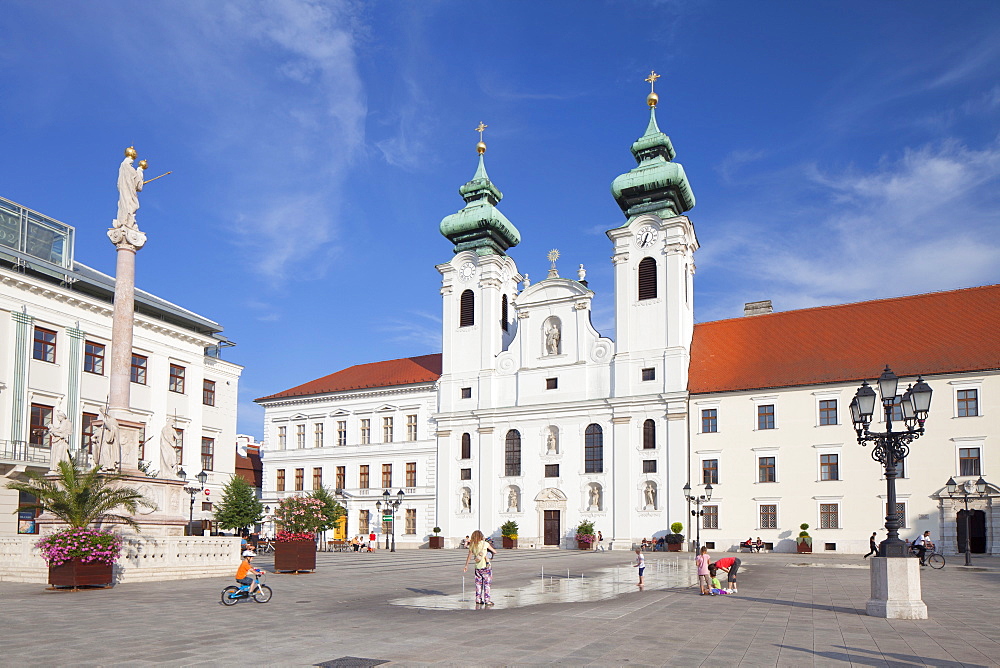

{"left": 235, "top": 550, "right": 262, "bottom": 594}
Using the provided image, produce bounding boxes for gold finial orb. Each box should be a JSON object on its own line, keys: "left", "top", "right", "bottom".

{"left": 476, "top": 141, "right": 487, "bottom": 155}
{"left": 125, "top": 146, "right": 137, "bottom": 159}
{"left": 475, "top": 121, "right": 488, "bottom": 154}
{"left": 647, "top": 91, "right": 659, "bottom": 108}
{"left": 644, "top": 70, "right": 661, "bottom": 107}
{"left": 138, "top": 159, "right": 148, "bottom": 170}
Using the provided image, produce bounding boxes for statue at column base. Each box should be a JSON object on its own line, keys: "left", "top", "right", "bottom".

{"left": 108, "top": 225, "right": 147, "bottom": 250}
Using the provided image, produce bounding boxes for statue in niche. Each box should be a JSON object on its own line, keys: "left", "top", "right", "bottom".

{"left": 588, "top": 485, "right": 601, "bottom": 511}
{"left": 159, "top": 417, "right": 180, "bottom": 479}
{"left": 546, "top": 429, "right": 558, "bottom": 455}
{"left": 47, "top": 409, "right": 72, "bottom": 472}
{"left": 507, "top": 488, "right": 519, "bottom": 512}
{"left": 643, "top": 482, "right": 657, "bottom": 510}
{"left": 545, "top": 320, "right": 561, "bottom": 355}
{"left": 461, "top": 488, "right": 472, "bottom": 513}
{"left": 95, "top": 406, "right": 120, "bottom": 470}
{"left": 115, "top": 147, "right": 146, "bottom": 230}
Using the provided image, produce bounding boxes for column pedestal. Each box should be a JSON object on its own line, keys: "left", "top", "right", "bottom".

{"left": 866, "top": 557, "right": 928, "bottom": 619}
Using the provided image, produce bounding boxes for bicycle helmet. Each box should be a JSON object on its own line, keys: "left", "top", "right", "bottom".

{"left": 242, "top": 550, "right": 256, "bottom": 557}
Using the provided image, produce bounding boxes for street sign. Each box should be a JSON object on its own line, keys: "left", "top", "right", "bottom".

{"left": 382, "top": 515, "right": 392, "bottom": 522}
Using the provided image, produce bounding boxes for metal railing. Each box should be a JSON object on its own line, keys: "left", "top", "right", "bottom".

{"left": 0, "top": 440, "right": 50, "bottom": 464}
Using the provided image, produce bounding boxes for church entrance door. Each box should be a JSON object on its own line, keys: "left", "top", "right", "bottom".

{"left": 957, "top": 509, "right": 987, "bottom": 553}
{"left": 544, "top": 510, "right": 560, "bottom": 546}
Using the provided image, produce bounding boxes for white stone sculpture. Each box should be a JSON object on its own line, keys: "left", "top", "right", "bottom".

{"left": 522, "top": 273, "right": 530, "bottom": 288}
{"left": 159, "top": 417, "right": 179, "bottom": 479}
{"left": 47, "top": 409, "right": 72, "bottom": 472}
{"left": 643, "top": 482, "right": 657, "bottom": 510}
{"left": 546, "top": 428, "right": 558, "bottom": 454}
{"left": 115, "top": 147, "right": 145, "bottom": 230}
{"left": 588, "top": 485, "right": 601, "bottom": 511}
{"left": 461, "top": 488, "right": 472, "bottom": 512}
{"left": 507, "top": 488, "right": 519, "bottom": 512}
{"left": 578, "top": 264, "right": 586, "bottom": 282}
{"left": 545, "top": 320, "right": 561, "bottom": 355}
{"left": 95, "top": 406, "right": 120, "bottom": 470}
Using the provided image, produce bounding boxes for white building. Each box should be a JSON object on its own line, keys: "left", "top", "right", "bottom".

{"left": 0, "top": 195, "right": 243, "bottom": 536}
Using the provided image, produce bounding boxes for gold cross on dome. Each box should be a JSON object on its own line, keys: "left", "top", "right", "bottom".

{"left": 645, "top": 70, "right": 661, "bottom": 91}
{"left": 475, "top": 122, "right": 488, "bottom": 141}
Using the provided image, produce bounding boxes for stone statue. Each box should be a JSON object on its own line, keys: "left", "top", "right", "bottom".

{"left": 159, "top": 417, "right": 179, "bottom": 478}
{"left": 643, "top": 482, "right": 656, "bottom": 510}
{"left": 578, "top": 264, "right": 586, "bottom": 282}
{"left": 522, "top": 273, "right": 530, "bottom": 288}
{"left": 461, "top": 488, "right": 472, "bottom": 512}
{"left": 545, "top": 321, "right": 560, "bottom": 355}
{"left": 115, "top": 147, "right": 146, "bottom": 230}
{"left": 589, "top": 485, "right": 601, "bottom": 511}
{"left": 546, "top": 430, "right": 558, "bottom": 454}
{"left": 507, "top": 488, "right": 518, "bottom": 512}
{"left": 47, "top": 409, "right": 72, "bottom": 472}
{"left": 95, "top": 406, "right": 120, "bottom": 470}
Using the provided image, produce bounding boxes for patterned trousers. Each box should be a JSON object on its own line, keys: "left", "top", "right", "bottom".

{"left": 475, "top": 566, "right": 492, "bottom": 603}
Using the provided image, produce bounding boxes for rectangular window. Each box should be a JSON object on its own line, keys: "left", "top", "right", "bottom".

{"left": 819, "top": 399, "right": 837, "bottom": 426}
{"left": 760, "top": 504, "right": 777, "bottom": 529}
{"left": 81, "top": 412, "right": 99, "bottom": 454}
{"left": 546, "top": 378, "right": 558, "bottom": 390}
{"left": 294, "top": 468, "right": 304, "bottom": 491}
{"left": 360, "top": 419, "right": 370, "bottom": 444}
{"left": 359, "top": 510, "right": 369, "bottom": 535}
{"left": 820, "top": 503, "right": 839, "bottom": 529}
{"left": 278, "top": 426, "right": 287, "bottom": 450}
{"left": 959, "top": 448, "right": 981, "bottom": 476}
{"left": 202, "top": 379, "right": 216, "bottom": 406}
{"left": 701, "top": 409, "right": 718, "bottom": 434}
{"left": 201, "top": 437, "right": 214, "bottom": 471}
{"left": 703, "top": 505, "right": 719, "bottom": 529}
{"left": 460, "top": 468, "right": 472, "bottom": 480}
{"left": 889, "top": 397, "right": 903, "bottom": 422}
{"left": 383, "top": 417, "right": 393, "bottom": 443}
{"left": 84, "top": 341, "right": 105, "bottom": 375}
{"left": 406, "top": 462, "right": 416, "bottom": 488}
{"left": 886, "top": 502, "right": 907, "bottom": 529}
{"left": 382, "top": 463, "right": 392, "bottom": 489}
{"left": 757, "top": 404, "right": 775, "bottom": 430}
{"left": 820, "top": 453, "right": 839, "bottom": 481}
{"left": 359, "top": 465, "right": 369, "bottom": 489}
{"left": 130, "top": 354, "right": 147, "bottom": 384}
{"left": 545, "top": 464, "right": 560, "bottom": 477}
{"left": 313, "top": 467, "right": 323, "bottom": 490}
{"left": 641, "top": 367, "right": 655, "bottom": 381}
{"left": 137, "top": 426, "right": 146, "bottom": 462}
{"left": 702, "top": 459, "right": 719, "bottom": 485}
{"left": 335, "top": 421, "right": 345, "bottom": 446}
{"left": 169, "top": 364, "right": 186, "bottom": 393}
{"left": 642, "top": 459, "right": 657, "bottom": 473}
{"left": 174, "top": 429, "right": 184, "bottom": 466}
{"left": 405, "top": 508, "right": 416, "bottom": 535}
{"left": 958, "top": 389, "right": 979, "bottom": 417}
{"left": 32, "top": 327, "right": 56, "bottom": 362}
{"left": 315, "top": 423, "right": 325, "bottom": 448}
{"left": 276, "top": 469, "right": 285, "bottom": 492}
{"left": 336, "top": 466, "right": 345, "bottom": 490}
{"left": 758, "top": 456, "right": 776, "bottom": 483}
{"left": 460, "top": 387, "right": 472, "bottom": 399}
{"left": 202, "top": 502, "right": 213, "bottom": 512}
{"left": 29, "top": 404, "right": 53, "bottom": 446}
{"left": 296, "top": 424, "right": 305, "bottom": 448}
{"left": 406, "top": 414, "right": 417, "bottom": 441}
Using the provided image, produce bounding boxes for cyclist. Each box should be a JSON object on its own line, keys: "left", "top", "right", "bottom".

{"left": 235, "top": 550, "right": 262, "bottom": 594}
{"left": 912, "top": 531, "right": 932, "bottom": 565}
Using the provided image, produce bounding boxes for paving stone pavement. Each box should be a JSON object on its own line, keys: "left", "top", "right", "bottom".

{"left": 1, "top": 549, "right": 998, "bottom": 667}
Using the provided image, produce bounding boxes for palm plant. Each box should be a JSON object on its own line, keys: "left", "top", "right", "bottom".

{"left": 6, "top": 460, "right": 156, "bottom": 530}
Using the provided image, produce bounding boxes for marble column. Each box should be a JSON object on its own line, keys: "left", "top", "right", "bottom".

{"left": 9, "top": 311, "right": 33, "bottom": 444}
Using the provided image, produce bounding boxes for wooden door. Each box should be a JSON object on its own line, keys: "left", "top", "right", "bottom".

{"left": 544, "top": 510, "right": 560, "bottom": 546}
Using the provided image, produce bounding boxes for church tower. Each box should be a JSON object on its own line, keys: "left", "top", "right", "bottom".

{"left": 607, "top": 73, "right": 698, "bottom": 399}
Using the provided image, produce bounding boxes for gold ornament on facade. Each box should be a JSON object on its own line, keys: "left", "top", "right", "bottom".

{"left": 475, "top": 121, "right": 488, "bottom": 154}
{"left": 645, "top": 70, "right": 661, "bottom": 108}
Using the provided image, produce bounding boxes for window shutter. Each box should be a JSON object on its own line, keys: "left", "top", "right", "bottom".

{"left": 501, "top": 294, "right": 509, "bottom": 332}
{"left": 638, "top": 257, "right": 657, "bottom": 300}
{"left": 460, "top": 290, "right": 475, "bottom": 327}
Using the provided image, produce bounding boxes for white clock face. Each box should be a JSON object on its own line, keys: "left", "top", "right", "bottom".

{"left": 458, "top": 261, "right": 476, "bottom": 282}
{"left": 635, "top": 225, "right": 657, "bottom": 248}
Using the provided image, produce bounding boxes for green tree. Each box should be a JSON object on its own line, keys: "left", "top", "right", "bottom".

{"left": 5, "top": 460, "right": 156, "bottom": 530}
{"left": 213, "top": 474, "right": 264, "bottom": 532}
{"left": 308, "top": 487, "right": 346, "bottom": 532}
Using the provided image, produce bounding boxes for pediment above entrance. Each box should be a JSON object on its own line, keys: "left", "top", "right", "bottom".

{"left": 534, "top": 487, "right": 567, "bottom": 502}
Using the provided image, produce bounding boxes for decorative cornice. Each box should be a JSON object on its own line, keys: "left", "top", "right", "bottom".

{"left": 260, "top": 383, "right": 436, "bottom": 408}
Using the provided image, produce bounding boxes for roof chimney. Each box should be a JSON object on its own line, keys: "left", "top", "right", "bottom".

{"left": 743, "top": 300, "right": 773, "bottom": 317}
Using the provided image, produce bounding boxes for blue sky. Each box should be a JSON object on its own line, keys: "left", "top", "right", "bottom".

{"left": 3, "top": 1, "right": 999, "bottom": 438}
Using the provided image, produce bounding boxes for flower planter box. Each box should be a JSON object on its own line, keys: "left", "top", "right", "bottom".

{"left": 48, "top": 559, "right": 114, "bottom": 588}
{"left": 502, "top": 536, "right": 517, "bottom": 549}
{"left": 667, "top": 542, "right": 682, "bottom": 552}
{"left": 274, "top": 539, "right": 317, "bottom": 572}
{"left": 796, "top": 540, "right": 812, "bottom": 553}
{"left": 577, "top": 540, "right": 594, "bottom": 550}
{"left": 429, "top": 536, "right": 445, "bottom": 549}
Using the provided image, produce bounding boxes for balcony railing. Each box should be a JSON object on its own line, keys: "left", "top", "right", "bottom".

{"left": 0, "top": 440, "right": 50, "bottom": 464}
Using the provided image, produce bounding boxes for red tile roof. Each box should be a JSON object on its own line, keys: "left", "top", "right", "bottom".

{"left": 689, "top": 285, "right": 1000, "bottom": 394}
{"left": 256, "top": 353, "right": 442, "bottom": 402}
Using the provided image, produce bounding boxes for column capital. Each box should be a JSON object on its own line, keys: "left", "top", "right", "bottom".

{"left": 107, "top": 226, "right": 147, "bottom": 250}
{"left": 11, "top": 311, "right": 33, "bottom": 325}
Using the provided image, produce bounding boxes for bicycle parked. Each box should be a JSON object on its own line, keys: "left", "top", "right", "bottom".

{"left": 908, "top": 543, "right": 945, "bottom": 569}
{"left": 221, "top": 570, "right": 273, "bottom": 605}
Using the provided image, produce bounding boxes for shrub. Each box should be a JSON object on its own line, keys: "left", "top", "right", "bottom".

{"left": 670, "top": 522, "right": 684, "bottom": 535}
{"left": 664, "top": 533, "right": 685, "bottom": 544}
{"left": 500, "top": 520, "right": 519, "bottom": 538}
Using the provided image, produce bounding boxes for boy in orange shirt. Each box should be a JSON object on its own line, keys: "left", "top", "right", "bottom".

{"left": 235, "top": 550, "right": 262, "bottom": 594}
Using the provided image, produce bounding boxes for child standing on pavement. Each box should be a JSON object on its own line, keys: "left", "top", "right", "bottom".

{"left": 633, "top": 548, "right": 645, "bottom": 588}
{"left": 463, "top": 529, "right": 497, "bottom": 606}
{"left": 695, "top": 545, "right": 711, "bottom": 595}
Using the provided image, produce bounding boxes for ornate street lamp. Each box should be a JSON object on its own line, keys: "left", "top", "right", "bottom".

{"left": 944, "top": 475, "right": 988, "bottom": 566}
{"left": 179, "top": 468, "right": 209, "bottom": 536}
{"left": 375, "top": 488, "right": 405, "bottom": 552}
{"left": 683, "top": 481, "right": 713, "bottom": 553}
{"left": 850, "top": 366, "right": 932, "bottom": 558}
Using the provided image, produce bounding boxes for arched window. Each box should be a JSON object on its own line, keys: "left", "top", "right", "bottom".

{"left": 585, "top": 424, "right": 603, "bottom": 473}
{"left": 643, "top": 419, "right": 656, "bottom": 449}
{"left": 505, "top": 429, "right": 521, "bottom": 477}
{"left": 461, "top": 432, "right": 471, "bottom": 459}
{"left": 460, "top": 290, "right": 475, "bottom": 327}
{"left": 501, "top": 294, "right": 509, "bottom": 332}
{"left": 638, "top": 257, "right": 657, "bottom": 300}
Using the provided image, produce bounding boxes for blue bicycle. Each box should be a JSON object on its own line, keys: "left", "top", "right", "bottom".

{"left": 221, "top": 571, "right": 272, "bottom": 605}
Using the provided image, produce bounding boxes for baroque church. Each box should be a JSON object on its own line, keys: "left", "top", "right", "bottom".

{"left": 258, "top": 81, "right": 999, "bottom": 554}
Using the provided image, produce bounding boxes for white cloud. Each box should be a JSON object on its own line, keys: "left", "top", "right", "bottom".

{"left": 378, "top": 310, "right": 443, "bottom": 350}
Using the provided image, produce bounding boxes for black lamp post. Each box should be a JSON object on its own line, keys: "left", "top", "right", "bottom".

{"left": 179, "top": 468, "right": 208, "bottom": 536}
{"left": 850, "top": 366, "right": 932, "bottom": 558}
{"left": 945, "top": 475, "right": 987, "bottom": 566}
{"left": 264, "top": 505, "right": 271, "bottom": 539}
{"left": 683, "top": 481, "right": 713, "bottom": 553}
{"left": 375, "top": 488, "right": 404, "bottom": 552}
